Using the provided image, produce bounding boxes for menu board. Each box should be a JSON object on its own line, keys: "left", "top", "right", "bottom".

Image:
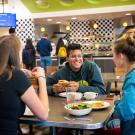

{"left": 0, "top": 13, "right": 16, "bottom": 27}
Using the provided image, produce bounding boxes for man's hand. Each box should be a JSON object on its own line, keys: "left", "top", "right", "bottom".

{"left": 67, "top": 81, "right": 79, "bottom": 92}
{"left": 53, "top": 84, "right": 65, "bottom": 93}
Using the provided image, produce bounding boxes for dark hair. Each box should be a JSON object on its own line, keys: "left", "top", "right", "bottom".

{"left": 42, "top": 33, "right": 48, "bottom": 37}
{"left": 9, "top": 28, "right": 16, "bottom": 34}
{"left": 67, "top": 43, "right": 81, "bottom": 56}
{"left": 122, "top": 25, "right": 135, "bottom": 35}
{"left": 25, "top": 38, "right": 33, "bottom": 49}
{"left": 114, "top": 32, "right": 135, "bottom": 62}
{"left": 0, "top": 35, "right": 20, "bottom": 79}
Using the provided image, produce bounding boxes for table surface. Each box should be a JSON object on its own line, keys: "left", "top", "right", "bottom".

{"left": 20, "top": 96, "right": 115, "bottom": 130}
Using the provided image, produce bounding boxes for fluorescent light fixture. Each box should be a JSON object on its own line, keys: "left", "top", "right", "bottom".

{"left": 125, "top": 13, "right": 132, "bottom": 16}
{"left": 71, "top": 17, "right": 77, "bottom": 20}
{"left": 47, "top": 19, "right": 52, "bottom": 21}
{"left": 56, "top": 21, "right": 61, "bottom": 24}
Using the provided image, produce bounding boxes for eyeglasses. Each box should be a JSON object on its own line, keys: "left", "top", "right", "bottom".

{"left": 69, "top": 54, "right": 83, "bottom": 59}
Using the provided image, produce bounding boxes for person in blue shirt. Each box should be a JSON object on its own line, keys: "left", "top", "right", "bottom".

{"left": 112, "top": 28, "right": 135, "bottom": 135}
{"left": 37, "top": 33, "right": 52, "bottom": 68}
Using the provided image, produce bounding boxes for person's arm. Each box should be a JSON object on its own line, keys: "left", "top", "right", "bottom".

{"left": 21, "top": 67, "right": 49, "bottom": 120}
{"left": 78, "top": 62, "right": 106, "bottom": 95}
{"left": 46, "top": 73, "right": 58, "bottom": 95}
{"left": 115, "top": 78, "right": 135, "bottom": 121}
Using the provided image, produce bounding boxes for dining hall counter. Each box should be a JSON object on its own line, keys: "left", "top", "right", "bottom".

{"left": 19, "top": 95, "right": 117, "bottom": 135}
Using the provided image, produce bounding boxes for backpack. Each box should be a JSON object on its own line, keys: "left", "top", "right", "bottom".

{"left": 22, "top": 49, "right": 33, "bottom": 65}
{"left": 58, "top": 47, "right": 67, "bottom": 58}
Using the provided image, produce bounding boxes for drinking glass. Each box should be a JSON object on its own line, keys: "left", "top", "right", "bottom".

{"left": 65, "top": 87, "right": 75, "bottom": 104}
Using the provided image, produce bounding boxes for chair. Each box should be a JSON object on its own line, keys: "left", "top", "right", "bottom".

{"left": 105, "top": 81, "right": 112, "bottom": 95}
{"left": 113, "top": 67, "right": 125, "bottom": 95}
{"left": 115, "top": 67, "right": 126, "bottom": 77}
{"left": 45, "top": 66, "right": 57, "bottom": 75}
{"left": 29, "top": 77, "right": 38, "bottom": 90}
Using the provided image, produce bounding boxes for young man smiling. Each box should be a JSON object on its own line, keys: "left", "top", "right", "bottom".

{"left": 47, "top": 43, "right": 105, "bottom": 95}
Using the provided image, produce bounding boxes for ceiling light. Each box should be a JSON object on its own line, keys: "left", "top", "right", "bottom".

{"left": 47, "top": 19, "right": 52, "bottom": 21}
{"left": 87, "top": 0, "right": 102, "bottom": 4}
{"left": 125, "top": 13, "right": 132, "bottom": 16}
{"left": 122, "top": 22, "right": 128, "bottom": 27}
{"left": 59, "top": 0, "right": 74, "bottom": 6}
{"left": 93, "top": 23, "right": 98, "bottom": 29}
{"left": 71, "top": 17, "right": 77, "bottom": 20}
{"left": 56, "top": 21, "right": 61, "bottom": 24}
{"left": 66, "top": 26, "right": 70, "bottom": 31}
{"left": 40, "top": 27, "right": 45, "bottom": 32}
{"left": 120, "top": 0, "right": 128, "bottom": 1}
{"left": 35, "top": 0, "right": 49, "bottom": 8}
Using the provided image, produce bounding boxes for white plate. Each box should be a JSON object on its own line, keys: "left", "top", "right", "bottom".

{"left": 83, "top": 101, "right": 110, "bottom": 110}
{"left": 58, "top": 92, "right": 83, "bottom": 100}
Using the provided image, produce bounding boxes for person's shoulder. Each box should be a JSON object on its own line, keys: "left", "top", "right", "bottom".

{"left": 12, "top": 69, "right": 26, "bottom": 79}
{"left": 13, "top": 69, "right": 24, "bottom": 75}
{"left": 83, "top": 61, "right": 98, "bottom": 70}
{"left": 83, "top": 60, "right": 94, "bottom": 66}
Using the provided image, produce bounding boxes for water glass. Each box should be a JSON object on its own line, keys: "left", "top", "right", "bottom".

{"left": 66, "top": 88, "right": 75, "bottom": 104}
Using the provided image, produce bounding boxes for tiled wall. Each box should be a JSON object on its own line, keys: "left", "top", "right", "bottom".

{"left": 15, "top": 18, "right": 114, "bottom": 52}
{"left": 69, "top": 19, "right": 114, "bottom": 51}
{"left": 16, "top": 18, "right": 35, "bottom": 45}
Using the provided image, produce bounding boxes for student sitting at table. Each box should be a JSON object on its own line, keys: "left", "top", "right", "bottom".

{"left": 0, "top": 35, "right": 49, "bottom": 135}
{"left": 47, "top": 43, "right": 105, "bottom": 95}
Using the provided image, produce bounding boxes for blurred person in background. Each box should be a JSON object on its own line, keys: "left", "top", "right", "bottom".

{"left": 0, "top": 35, "right": 49, "bottom": 135}
{"left": 36, "top": 33, "right": 52, "bottom": 69}
{"left": 9, "top": 27, "right": 24, "bottom": 65}
{"left": 22, "top": 38, "right": 36, "bottom": 70}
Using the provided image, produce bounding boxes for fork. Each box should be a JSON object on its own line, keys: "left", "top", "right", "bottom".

{"left": 64, "top": 116, "right": 91, "bottom": 121}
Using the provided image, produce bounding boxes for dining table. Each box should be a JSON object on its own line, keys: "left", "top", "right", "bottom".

{"left": 19, "top": 95, "right": 116, "bottom": 135}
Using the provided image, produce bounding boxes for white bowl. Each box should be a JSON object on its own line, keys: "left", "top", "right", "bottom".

{"left": 84, "top": 92, "right": 98, "bottom": 100}
{"left": 65, "top": 103, "right": 92, "bottom": 116}
{"left": 74, "top": 92, "right": 83, "bottom": 100}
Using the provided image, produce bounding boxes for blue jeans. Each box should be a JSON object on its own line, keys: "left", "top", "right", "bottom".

{"left": 40, "top": 56, "right": 52, "bottom": 68}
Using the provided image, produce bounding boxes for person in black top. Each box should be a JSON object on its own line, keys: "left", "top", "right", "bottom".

{"left": 22, "top": 38, "right": 36, "bottom": 70}
{"left": 0, "top": 35, "right": 49, "bottom": 135}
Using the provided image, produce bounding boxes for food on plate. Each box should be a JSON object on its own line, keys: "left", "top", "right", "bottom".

{"left": 91, "top": 101, "right": 104, "bottom": 108}
{"left": 58, "top": 80, "right": 69, "bottom": 87}
{"left": 68, "top": 103, "right": 91, "bottom": 110}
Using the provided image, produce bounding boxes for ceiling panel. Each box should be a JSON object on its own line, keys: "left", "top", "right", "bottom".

{"left": 20, "top": 0, "right": 135, "bottom": 25}
{"left": 21, "top": 0, "right": 135, "bottom": 13}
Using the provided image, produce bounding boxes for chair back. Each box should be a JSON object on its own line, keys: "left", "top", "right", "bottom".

{"left": 115, "top": 67, "right": 126, "bottom": 77}
{"left": 45, "top": 66, "right": 57, "bottom": 75}
{"left": 29, "top": 77, "right": 38, "bottom": 89}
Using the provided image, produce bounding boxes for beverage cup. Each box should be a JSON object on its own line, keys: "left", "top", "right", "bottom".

{"left": 84, "top": 92, "right": 98, "bottom": 100}
{"left": 66, "top": 88, "right": 75, "bottom": 104}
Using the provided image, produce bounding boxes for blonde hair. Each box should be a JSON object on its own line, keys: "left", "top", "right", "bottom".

{"left": 114, "top": 30, "right": 135, "bottom": 63}
{"left": 0, "top": 35, "right": 20, "bottom": 79}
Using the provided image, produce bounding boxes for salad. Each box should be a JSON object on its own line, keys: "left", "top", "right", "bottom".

{"left": 67, "top": 103, "right": 91, "bottom": 110}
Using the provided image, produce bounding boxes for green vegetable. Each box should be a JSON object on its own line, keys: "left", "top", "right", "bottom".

{"left": 68, "top": 103, "right": 91, "bottom": 110}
